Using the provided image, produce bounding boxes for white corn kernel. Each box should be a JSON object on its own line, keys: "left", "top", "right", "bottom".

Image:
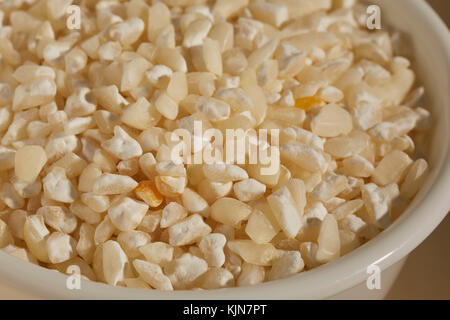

{"left": 310, "top": 173, "right": 348, "bottom": 202}
{"left": 102, "top": 126, "right": 143, "bottom": 161}
{"left": 23, "top": 215, "right": 50, "bottom": 262}
{"left": 400, "top": 159, "right": 429, "bottom": 199}
{"left": 181, "top": 188, "right": 209, "bottom": 215}
{"left": 36, "top": 206, "right": 77, "bottom": 234}
{"left": 46, "top": 232, "right": 77, "bottom": 264}
{"left": 133, "top": 259, "right": 173, "bottom": 290}
{"left": 361, "top": 183, "right": 399, "bottom": 228}
{"left": 211, "top": 198, "right": 252, "bottom": 228}
{"left": 70, "top": 201, "right": 102, "bottom": 225}
{"left": 108, "top": 197, "right": 149, "bottom": 232}
{"left": 203, "top": 163, "right": 248, "bottom": 183}
{"left": 160, "top": 202, "right": 188, "bottom": 228}
{"left": 341, "top": 155, "right": 375, "bottom": 178}
{"left": 372, "top": 150, "right": 412, "bottom": 186}
{"left": 199, "top": 233, "right": 227, "bottom": 268}
{"left": 311, "top": 104, "right": 353, "bottom": 138}
{"left": 267, "top": 181, "right": 306, "bottom": 238}
{"left": 109, "top": 18, "right": 145, "bottom": 46}
{"left": 15, "top": 145, "right": 47, "bottom": 183}
{"left": 76, "top": 223, "right": 95, "bottom": 264}
{"left": 268, "top": 251, "right": 304, "bottom": 281}
{"left": 198, "top": 268, "right": 234, "bottom": 289}
{"left": 0, "top": 220, "right": 14, "bottom": 248}
{"left": 117, "top": 230, "right": 151, "bottom": 259}
{"left": 196, "top": 96, "right": 230, "bottom": 122}
{"left": 237, "top": 262, "right": 265, "bottom": 287}
{"left": 198, "top": 179, "right": 233, "bottom": 204}
{"left": 93, "top": 174, "right": 138, "bottom": 195}
{"left": 13, "top": 78, "right": 56, "bottom": 111}
{"left": 227, "top": 240, "right": 277, "bottom": 266}
{"left": 245, "top": 208, "right": 278, "bottom": 244}
{"left": 316, "top": 214, "right": 340, "bottom": 264}
{"left": 183, "top": 17, "right": 212, "bottom": 48}
{"left": 139, "top": 242, "right": 174, "bottom": 266}
{"left": 169, "top": 214, "right": 212, "bottom": 246}
{"left": 43, "top": 167, "right": 77, "bottom": 203}
{"left": 94, "top": 216, "right": 116, "bottom": 245}
{"left": 164, "top": 253, "right": 208, "bottom": 289}
{"left": 102, "top": 240, "right": 131, "bottom": 286}
{"left": 78, "top": 164, "right": 102, "bottom": 193}
{"left": 280, "top": 141, "right": 327, "bottom": 173}
{"left": 233, "top": 179, "right": 266, "bottom": 202}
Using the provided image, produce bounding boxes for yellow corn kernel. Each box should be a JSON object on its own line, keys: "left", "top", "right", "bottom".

{"left": 294, "top": 96, "right": 323, "bottom": 111}
{"left": 135, "top": 180, "right": 163, "bottom": 208}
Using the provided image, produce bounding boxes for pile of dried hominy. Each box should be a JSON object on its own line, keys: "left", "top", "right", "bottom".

{"left": 0, "top": 0, "right": 431, "bottom": 290}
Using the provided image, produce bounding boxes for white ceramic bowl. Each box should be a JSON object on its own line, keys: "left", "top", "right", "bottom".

{"left": 0, "top": 0, "right": 449, "bottom": 299}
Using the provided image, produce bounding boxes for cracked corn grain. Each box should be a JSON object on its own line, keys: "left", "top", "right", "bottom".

{"left": 0, "top": 0, "right": 431, "bottom": 290}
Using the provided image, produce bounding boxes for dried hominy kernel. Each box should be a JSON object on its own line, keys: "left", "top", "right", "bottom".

{"left": 211, "top": 198, "right": 252, "bottom": 228}
{"left": 198, "top": 268, "right": 234, "bottom": 289}
{"left": 164, "top": 253, "right": 208, "bottom": 289}
{"left": 23, "top": 215, "right": 50, "bottom": 263}
{"left": 108, "top": 197, "right": 149, "bottom": 232}
{"left": 93, "top": 174, "right": 138, "bottom": 195}
{"left": 0, "top": 220, "right": 14, "bottom": 248}
{"left": 181, "top": 188, "right": 209, "bottom": 216}
{"left": 117, "top": 230, "right": 151, "bottom": 259}
{"left": 280, "top": 141, "right": 327, "bottom": 173}
{"left": 372, "top": 150, "right": 412, "bottom": 186}
{"left": 46, "top": 232, "right": 77, "bottom": 263}
{"left": 341, "top": 156, "right": 375, "bottom": 178}
{"left": 267, "top": 181, "right": 305, "bottom": 238}
{"left": 332, "top": 199, "right": 364, "bottom": 221}
{"left": 361, "top": 183, "right": 399, "bottom": 228}
{"left": 233, "top": 179, "right": 266, "bottom": 202}
{"left": 94, "top": 216, "right": 116, "bottom": 245}
{"left": 102, "top": 240, "right": 131, "bottom": 286}
{"left": 237, "top": 263, "right": 265, "bottom": 287}
{"left": 133, "top": 259, "right": 173, "bottom": 290}
{"left": 316, "top": 215, "right": 340, "bottom": 264}
{"left": 199, "top": 233, "right": 227, "bottom": 268}
{"left": 160, "top": 202, "right": 188, "bottom": 228}
{"left": 227, "top": 240, "right": 277, "bottom": 266}
{"left": 268, "top": 251, "right": 304, "bottom": 280}
{"left": 70, "top": 201, "right": 102, "bottom": 225}
{"left": 14, "top": 145, "right": 47, "bottom": 183}
{"left": 102, "top": 126, "right": 143, "bottom": 161}
{"left": 139, "top": 242, "right": 173, "bottom": 266}
{"left": 245, "top": 209, "right": 278, "bottom": 244}
{"left": 36, "top": 206, "right": 77, "bottom": 234}
{"left": 43, "top": 167, "right": 78, "bottom": 203}
{"left": 311, "top": 104, "right": 353, "bottom": 138}
{"left": 169, "top": 214, "right": 211, "bottom": 246}
{"left": 400, "top": 159, "right": 429, "bottom": 199}
{"left": 310, "top": 173, "right": 348, "bottom": 202}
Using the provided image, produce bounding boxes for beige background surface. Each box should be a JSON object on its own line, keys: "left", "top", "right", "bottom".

{"left": 0, "top": 0, "right": 449, "bottom": 300}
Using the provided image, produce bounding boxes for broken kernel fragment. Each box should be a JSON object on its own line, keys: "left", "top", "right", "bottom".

{"left": 134, "top": 180, "right": 163, "bottom": 208}
{"left": 294, "top": 96, "right": 324, "bottom": 111}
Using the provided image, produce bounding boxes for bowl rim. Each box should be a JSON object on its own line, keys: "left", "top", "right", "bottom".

{"left": 0, "top": 0, "right": 449, "bottom": 300}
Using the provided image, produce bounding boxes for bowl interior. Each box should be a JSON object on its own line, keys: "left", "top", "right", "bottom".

{"left": 0, "top": 0, "right": 449, "bottom": 299}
